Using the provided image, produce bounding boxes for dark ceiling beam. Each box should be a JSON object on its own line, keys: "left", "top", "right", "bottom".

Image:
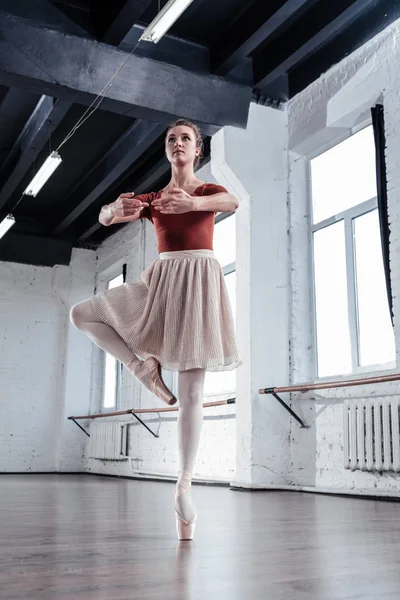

{"left": 0, "top": 0, "right": 91, "bottom": 37}
{"left": 0, "top": 15, "right": 251, "bottom": 130}
{"left": 98, "top": 0, "right": 154, "bottom": 46}
{"left": 78, "top": 219, "right": 108, "bottom": 244}
{"left": 0, "top": 231, "right": 73, "bottom": 267}
{"left": 0, "top": 215, "right": 48, "bottom": 236}
{"left": 119, "top": 24, "right": 209, "bottom": 74}
{"left": 211, "top": 0, "right": 316, "bottom": 76}
{"left": 289, "top": 0, "right": 400, "bottom": 98}
{"left": 253, "top": 0, "right": 377, "bottom": 90}
{"left": 0, "top": 88, "right": 41, "bottom": 164}
{"left": 53, "top": 119, "right": 166, "bottom": 234}
{"left": 97, "top": 1, "right": 209, "bottom": 75}
{"left": 50, "top": 0, "right": 95, "bottom": 36}
{"left": 0, "top": 96, "right": 70, "bottom": 212}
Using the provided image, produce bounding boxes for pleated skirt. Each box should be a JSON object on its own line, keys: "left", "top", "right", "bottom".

{"left": 90, "top": 249, "right": 242, "bottom": 372}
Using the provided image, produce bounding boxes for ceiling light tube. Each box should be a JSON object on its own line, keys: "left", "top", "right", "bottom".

{"left": 24, "top": 151, "right": 62, "bottom": 197}
{"left": 140, "top": 0, "right": 195, "bottom": 44}
{"left": 0, "top": 214, "right": 16, "bottom": 240}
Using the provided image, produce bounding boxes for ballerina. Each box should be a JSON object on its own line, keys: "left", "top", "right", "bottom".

{"left": 70, "top": 118, "right": 242, "bottom": 540}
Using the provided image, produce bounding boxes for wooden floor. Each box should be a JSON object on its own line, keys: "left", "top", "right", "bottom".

{"left": 1, "top": 475, "right": 400, "bottom": 600}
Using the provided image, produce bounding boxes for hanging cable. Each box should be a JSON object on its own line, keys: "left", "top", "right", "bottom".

{"left": 6, "top": 193, "right": 24, "bottom": 217}
{"left": 56, "top": 36, "right": 143, "bottom": 152}
{"left": 2, "top": 4, "right": 170, "bottom": 222}
{"left": 4, "top": 37, "right": 144, "bottom": 220}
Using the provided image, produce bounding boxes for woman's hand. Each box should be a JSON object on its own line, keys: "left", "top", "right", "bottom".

{"left": 99, "top": 192, "right": 149, "bottom": 226}
{"left": 152, "top": 188, "right": 196, "bottom": 214}
{"left": 111, "top": 192, "right": 149, "bottom": 218}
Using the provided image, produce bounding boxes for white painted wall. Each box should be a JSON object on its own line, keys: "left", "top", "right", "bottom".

{"left": 85, "top": 162, "right": 236, "bottom": 483}
{"left": 0, "top": 248, "right": 95, "bottom": 472}
{"left": 287, "top": 18, "right": 400, "bottom": 494}
{"left": 212, "top": 103, "right": 291, "bottom": 487}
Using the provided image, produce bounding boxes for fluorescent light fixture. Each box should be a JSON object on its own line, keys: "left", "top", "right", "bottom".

{"left": 24, "top": 151, "right": 62, "bottom": 197}
{"left": 140, "top": 0, "right": 195, "bottom": 44}
{"left": 0, "top": 214, "right": 16, "bottom": 240}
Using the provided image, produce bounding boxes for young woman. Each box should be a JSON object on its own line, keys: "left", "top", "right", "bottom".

{"left": 70, "top": 119, "right": 242, "bottom": 541}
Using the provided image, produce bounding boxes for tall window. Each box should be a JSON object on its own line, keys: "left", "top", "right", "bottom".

{"left": 310, "top": 125, "right": 395, "bottom": 378}
{"left": 103, "top": 273, "right": 124, "bottom": 409}
{"left": 203, "top": 212, "right": 236, "bottom": 397}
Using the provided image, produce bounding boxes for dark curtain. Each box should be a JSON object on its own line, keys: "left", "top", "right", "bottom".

{"left": 120, "top": 262, "right": 128, "bottom": 374}
{"left": 371, "top": 104, "right": 393, "bottom": 325}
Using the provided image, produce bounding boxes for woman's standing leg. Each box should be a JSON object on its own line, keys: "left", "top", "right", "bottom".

{"left": 175, "top": 368, "right": 206, "bottom": 538}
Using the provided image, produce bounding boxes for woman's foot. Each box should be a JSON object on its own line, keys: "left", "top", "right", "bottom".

{"left": 128, "top": 356, "right": 177, "bottom": 405}
{"left": 175, "top": 473, "right": 197, "bottom": 540}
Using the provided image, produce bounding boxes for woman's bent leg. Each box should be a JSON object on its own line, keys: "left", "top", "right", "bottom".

{"left": 70, "top": 299, "right": 175, "bottom": 405}
{"left": 70, "top": 299, "right": 139, "bottom": 368}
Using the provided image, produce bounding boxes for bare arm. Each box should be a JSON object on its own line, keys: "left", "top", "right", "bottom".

{"left": 152, "top": 189, "right": 239, "bottom": 214}
{"left": 98, "top": 193, "right": 150, "bottom": 226}
{"left": 98, "top": 204, "right": 142, "bottom": 226}
{"left": 192, "top": 192, "right": 239, "bottom": 213}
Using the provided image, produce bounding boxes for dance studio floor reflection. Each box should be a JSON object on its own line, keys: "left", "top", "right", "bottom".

{"left": 0, "top": 474, "right": 399, "bottom": 599}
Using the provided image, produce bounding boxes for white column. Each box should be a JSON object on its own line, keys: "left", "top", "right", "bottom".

{"left": 212, "top": 103, "right": 291, "bottom": 486}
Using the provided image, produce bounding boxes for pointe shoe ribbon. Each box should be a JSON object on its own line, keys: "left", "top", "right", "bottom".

{"left": 175, "top": 481, "right": 197, "bottom": 541}
{"left": 131, "top": 357, "right": 177, "bottom": 406}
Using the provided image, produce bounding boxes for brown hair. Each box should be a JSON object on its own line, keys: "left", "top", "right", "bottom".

{"left": 166, "top": 119, "right": 204, "bottom": 169}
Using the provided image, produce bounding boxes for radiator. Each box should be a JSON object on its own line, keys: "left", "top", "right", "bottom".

{"left": 88, "top": 422, "right": 128, "bottom": 460}
{"left": 344, "top": 398, "right": 400, "bottom": 472}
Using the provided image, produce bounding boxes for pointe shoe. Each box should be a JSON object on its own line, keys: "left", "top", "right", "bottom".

{"left": 175, "top": 480, "right": 197, "bottom": 541}
{"left": 130, "top": 357, "right": 177, "bottom": 405}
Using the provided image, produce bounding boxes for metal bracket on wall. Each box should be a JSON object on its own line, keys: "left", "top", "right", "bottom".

{"left": 69, "top": 418, "right": 91, "bottom": 437}
{"left": 69, "top": 397, "right": 236, "bottom": 440}
{"left": 130, "top": 412, "right": 159, "bottom": 438}
{"left": 68, "top": 413, "right": 159, "bottom": 438}
{"left": 261, "top": 388, "right": 309, "bottom": 428}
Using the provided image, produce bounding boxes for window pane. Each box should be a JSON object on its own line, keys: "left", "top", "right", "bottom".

{"left": 224, "top": 270, "right": 236, "bottom": 328}
{"left": 311, "top": 126, "right": 377, "bottom": 224}
{"left": 314, "top": 222, "right": 352, "bottom": 377}
{"left": 103, "top": 273, "right": 123, "bottom": 408}
{"left": 354, "top": 210, "right": 395, "bottom": 366}
{"left": 103, "top": 355, "right": 117, "bottom": 408}
{"left": 213, "top": 214, "right": 236, "bottom": 267}
{"left": 204, "top": 271, "right": 236, "bottom": 396}
{"left": 108, "top": 274, "right": 124, "bottom": 289}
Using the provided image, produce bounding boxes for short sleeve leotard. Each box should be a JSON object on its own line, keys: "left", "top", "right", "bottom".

{"left": 136, "top": 183, "right": 228, "bottom": 254}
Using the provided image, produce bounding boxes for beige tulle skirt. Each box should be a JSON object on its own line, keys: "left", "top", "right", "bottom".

{"left": 90, "top": 249, "right": 242, "bottom": 372}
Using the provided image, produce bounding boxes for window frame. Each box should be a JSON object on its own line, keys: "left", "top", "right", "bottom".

{"left": 96, "top": 267, "right": 125, "bottom": 412}
{"left": 216, "top": 210, "right": 236, "bottom": 278}
{"left": 308, "top": 127, "right": 396, "bottom": 381}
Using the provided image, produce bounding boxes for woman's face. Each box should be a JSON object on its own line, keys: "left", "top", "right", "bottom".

{"left": 165, "top": 125, "right": 199, "bottom": 167}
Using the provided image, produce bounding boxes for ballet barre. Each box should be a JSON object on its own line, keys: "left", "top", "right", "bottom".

{"left": 69, "top": 398, "right": 236, "bottom": 438}
{"left": 259, "top": 372, "right": 400, "bottom": 429}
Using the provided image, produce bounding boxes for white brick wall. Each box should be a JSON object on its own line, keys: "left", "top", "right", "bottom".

{"left": 0, "top": 249, "right": 95, "bottom": 472}
{"left": 288, "top": 17, "right": 400, "bottom": 493}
